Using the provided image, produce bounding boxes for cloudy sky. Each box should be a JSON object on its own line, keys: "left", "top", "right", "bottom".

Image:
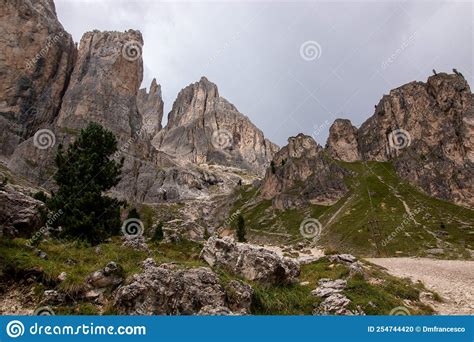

{"left": 55, "top": 0, "right": 473, "bottom": 146}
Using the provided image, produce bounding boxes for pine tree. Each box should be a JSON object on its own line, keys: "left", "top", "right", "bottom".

{"left": 47, "top": 122, "right": 124, "bottom": 244}
{"left": 127, "top": 208, "right": 141, "bottom": 220}
{"left": 152, "top": 221, "right": 164, "bottom": 242}
{"left": 270, "top": 160, "right": 276, "bottom": 174}
{"left": 236, "top": 214, "right": 246, "bottom": 242}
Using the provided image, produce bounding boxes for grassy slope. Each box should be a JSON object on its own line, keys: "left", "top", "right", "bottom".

{"left": 230, "top": 161, "right": 474, "bottom": 258}
{"left": 0, "top": 238, "right": 434, "bottom": 315}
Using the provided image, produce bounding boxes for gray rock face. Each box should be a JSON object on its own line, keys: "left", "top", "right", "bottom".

{"left": 56, "top": 30, "right": 144, "bottom": 142}
{"left": 0, "top": 0, "right": 76, "bottom": 160}
{"left": 114, "top": 258, "right": 232, "bottom": 315}
{"left": 200, "top": 237, "right": 300, "bottom": 284}
{"left": 260, "top": 134, "right": 349, "bottom": 209}
{"left": 0, "top": 184, "right": 45, "bottom": 238}
{"left": 326, "top": 119, "right": 360, "bottom": 162}
{"left": 3, "top": 20, "right": 274, "bottom": 205}
{"left": 154, "top": 77, "right": 278, "bottom": 175}
{"left": 7, "top": 29, "right": 146, "bottom": 186}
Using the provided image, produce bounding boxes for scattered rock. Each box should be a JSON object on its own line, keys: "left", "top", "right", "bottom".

{"left": 87, "top": 261, "right": 124, "bottom": 289}
{"left": 197, "top": 305, "right": 236, "bottom": 316}
{"left": 35, "top": 250, "right": 48, "bottom": 260}
{"left": 43, "top": 290, "right": 66, "bottom": 304}
{"left": 328, "top": 254, "right": 357, "bottom": 264}
{"left": 57, "top": 272, "right": 67, "bottom": 282}
{"left": 200, "top": 237, "right": 300, "bottom": 284}
{"left": 226, "top": 280, "right": 253, "bottom": 313}
{"left": 122, "top": 235, "right": 150, "bottom": 252}
{"left": 426, "top": 248, "right": 445, "bottom": 255}
{"left": 311, "top": 279, "right": 347, "bottom": 298}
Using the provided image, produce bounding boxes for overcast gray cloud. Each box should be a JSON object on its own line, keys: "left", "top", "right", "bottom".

{"left": 55, "top": 0, "right": 473, "bottom": 146}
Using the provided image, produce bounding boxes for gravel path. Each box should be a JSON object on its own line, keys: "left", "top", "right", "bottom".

{"left": 367, "top": 257, "right": 474, "bottom": 315}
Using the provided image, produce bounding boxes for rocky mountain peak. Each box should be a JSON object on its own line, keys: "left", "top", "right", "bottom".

{"left": 137, "top": 78, "right": 164, "bottom": 136}
{"left": 260, "top": 134, "right": 348, "bottom": 209}
{"left": 275, "top": 133, "right": 321, "bottom": 162}
{"left": 55, "top": 29, "right": 144, "bottom": 142}
{"left": 154, "top": 77, "right": 278, "bottom": 174}
{"left": 326, "top": 72, "right": 473, "bottom": 208}
{"left": 166, "top": 76, "right": 220, "bottom": 128}
{"left": 326, "top": 119, "right": 360, "bottom": 162}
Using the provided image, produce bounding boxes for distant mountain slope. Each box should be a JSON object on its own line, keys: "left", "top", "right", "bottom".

{"left": 227, "top": 159, "right": 474, "bottom": 258}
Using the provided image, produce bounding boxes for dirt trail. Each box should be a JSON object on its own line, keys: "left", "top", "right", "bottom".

{"left": 367, "top": 257, "right": 474, "bottom": 315}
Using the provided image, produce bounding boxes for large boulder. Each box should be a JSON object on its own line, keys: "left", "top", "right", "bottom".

{"left": 114, "top": 258, "right": 235, "bottom": 315}
{"left": 0, "top": 184, "right": 45, "bottom": 238}
{"left": 200, "top": 236, "right": 300, "bottom": 284}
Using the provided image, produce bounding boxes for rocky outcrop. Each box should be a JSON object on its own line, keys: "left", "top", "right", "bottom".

{"left": 311, "top": 277, "right": 364, "bottom": 315}
{"left": 326, "top": 119, "right": 360, "bottom": 162}
{"left": 0, "top": 0, "right": 76, "bottom": 160}
{"left": 260, "top": 134, "right": 349, "bottom": 209}
{"left": 137, "top": 79, "right": 164, "bottom": 137}
{"left": 0, "top": 183, "right": 45, "bottom": 238}
{"left": 311, "top": 279, "right": 347, "bottom": 298}
{"left": 7, "top": 29, "right": 146, "bottom": 185}
{"left": 200, "top": 237, "right": 300, "bottom": 284}
{"left": 358, "top": 73, "right": 473, "bottom": 207}
{"left": 113, "top": 258, "right": 247, "bottom": 315}
{"left": 153, "top": 77, "right": 278, "bottom": 175}
{"left": 325, "top": 73, "right": 473, "bottom": 208}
